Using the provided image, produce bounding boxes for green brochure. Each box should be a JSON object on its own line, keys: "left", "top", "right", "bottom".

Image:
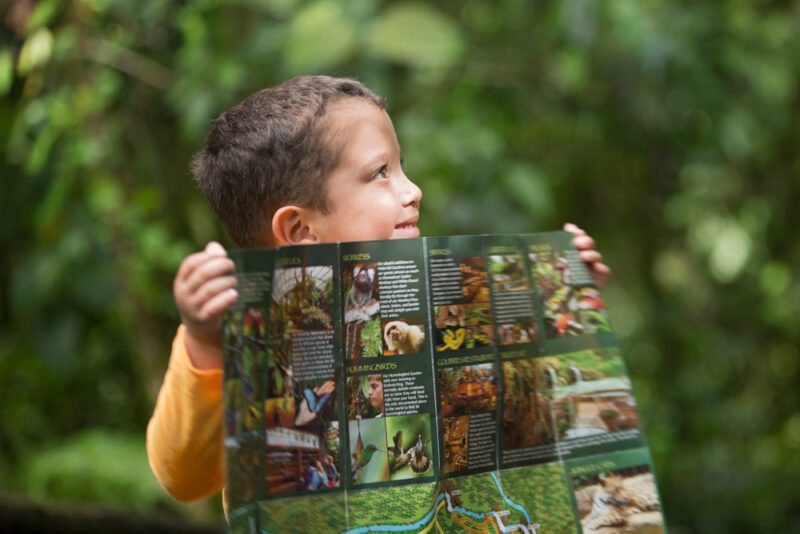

{"left": 221, "top": 233, "right": 666, "bottom": 534}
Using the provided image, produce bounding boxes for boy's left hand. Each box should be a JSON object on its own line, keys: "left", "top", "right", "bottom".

{"left": 564, "top": 223, "right": 611, "bottom": 288}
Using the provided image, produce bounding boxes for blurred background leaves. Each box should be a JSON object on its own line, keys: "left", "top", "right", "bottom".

{"left": 2, "top": 0, "right": 800, "bottom": 531}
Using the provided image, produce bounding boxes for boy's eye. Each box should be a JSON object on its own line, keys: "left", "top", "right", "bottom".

{"left": 372, "top": 165, "right": 389, "bottom": 180}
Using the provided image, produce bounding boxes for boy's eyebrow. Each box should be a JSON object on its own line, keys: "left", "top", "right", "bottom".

{"left": 359, "top": 151, "right": 390, "bottom": 171}
{"left": 359, "top": 139, "right": 401, "bottom": 170}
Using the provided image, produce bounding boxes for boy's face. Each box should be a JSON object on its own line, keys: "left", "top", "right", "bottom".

{"left": 306, "top": 99, "right": 422, "bottom": 243}
{"left": 367, "top": 374, "right": 384, "bottom": 412}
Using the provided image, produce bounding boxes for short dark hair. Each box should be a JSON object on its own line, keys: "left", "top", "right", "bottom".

{"left": 191, "top": 75, "right": 385, "bottom": 247}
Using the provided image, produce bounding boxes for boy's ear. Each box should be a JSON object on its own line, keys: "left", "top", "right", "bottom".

{"left": 272, "top": 205, "right": 318, "bottom": 246}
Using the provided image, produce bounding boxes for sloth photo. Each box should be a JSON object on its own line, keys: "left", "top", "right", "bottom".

{"left": 383, "top": 320, "right": 425, "bottom": 355}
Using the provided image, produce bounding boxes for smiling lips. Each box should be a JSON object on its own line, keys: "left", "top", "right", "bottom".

{"left": 394, "top": 218, "right": 420, "bottom": 238}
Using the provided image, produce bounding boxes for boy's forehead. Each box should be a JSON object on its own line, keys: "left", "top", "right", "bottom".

{"left": 327, "top": 97, "right": 389, "bottom": 122}
{"left": 323, "top": 98, "right": 399, "bottom": 156}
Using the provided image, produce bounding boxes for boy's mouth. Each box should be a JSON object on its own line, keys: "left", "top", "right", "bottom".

{"left": 395, "top": 217, "right": 419, "bottom": 230}
{"left": 394, "top": 218, "right": 420, "bottom": 238}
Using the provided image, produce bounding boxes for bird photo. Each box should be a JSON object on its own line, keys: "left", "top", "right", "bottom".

{"left": 351, "top": 442, "right": 382, "bottom": 482}
{"left": 389, "top": 431, "right": 432, "bottom": 477}
{"left": 385, "top": 414, "right": 434, "bottom": 481}
{"left": 348, "top": 419, "right": 389, "bottom": 484}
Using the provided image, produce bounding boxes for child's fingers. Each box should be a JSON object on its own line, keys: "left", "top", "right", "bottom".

{"left": 190, "top": 275, "right": 237, "bottom": 310}
{"left": 572, "top": 234, "right": 596, "bottom": 251}
{"left": 198, "top": 287, "right": 239, "bottom": 322}
{"left": 565, "top": 223, "right": 600, "bottom": 252}
{"left": 176, "top": 250, "right": 215, "bottom": 282}
{"left": 563, "top": 224, "right": 609, "bottom": 286}
{"left": 592, "top": 262, "right": 611, "bottom": 277}
{"left": 184, "top": 256, "right": 236, "bottom": 294}
{"left": 579, "top": 249, "right": 603, "bottom": 264}
{"left": 590, "top": 262, "right": 611, "bottom": 288}
{"left": 564, "top": 222, "right": 586, "bottom": 236}
{"left": 176, "top": 242, "right": 228, "bottom": 281}
{"left": 205, "top": 241, "right": 227, "bottom": 256}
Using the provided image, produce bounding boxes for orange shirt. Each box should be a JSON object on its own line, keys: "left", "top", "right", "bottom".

{"left": 146, "top": 326, "right": 225, "bottom": 501}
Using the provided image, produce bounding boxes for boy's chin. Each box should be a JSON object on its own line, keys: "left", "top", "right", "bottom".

{"left": 391, "top": 225, "right": 420, "bottom": 239}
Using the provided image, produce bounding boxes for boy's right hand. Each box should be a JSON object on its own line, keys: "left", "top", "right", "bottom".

{"left": 173, "top": 241, "right": 238, "bottom": 370}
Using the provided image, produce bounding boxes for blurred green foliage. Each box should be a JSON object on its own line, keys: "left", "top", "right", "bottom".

{"left": 2, "top": 0, "right": 800, "bottom": 531}
{"left": 20, "top": 429, "right": 173, "bottom": 510}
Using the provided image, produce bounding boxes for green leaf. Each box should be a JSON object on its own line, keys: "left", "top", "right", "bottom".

{"left": 366, "top": 4, "right": 464, "bottom": 69}
{"left": 25, "top": 126, "right": 57, "bottom": 175}
{"left": 283, "top": 0, "right": 357, "bottom": 74}
{"left": 759, "top": 262, "right": 791, "bottom": 298}
{"left": 88, "top": 175, "right": 124, "bottom": 216}
{"left": 708, "top": 221, "right": 751, "bottom": 283}
{"left": 35, "top": 172, "right": 72, "bottom": 233}
{"left": 17, "top": 28, "right": 54, "bottom": 75}
{"left": 24, "top": 0, "right": 62, "bottom": 34}
{"left": 0, "top": 49, "right": 12, "bottom": 96}
{"left": 553, "top": 50, "right": 588, "bottom": 93}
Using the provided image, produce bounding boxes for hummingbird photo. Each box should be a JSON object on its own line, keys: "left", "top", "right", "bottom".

{"left": 408, "top": 432, "right": 432, "bottom": 473}
{"left": 389, "top": 431, "right": 410, "bottom": 473}
{"left": 351, "top": 443, "right": 382, "bottom": 482}
{"left": 389, "top": 431, "right": 432, "bottom": 474}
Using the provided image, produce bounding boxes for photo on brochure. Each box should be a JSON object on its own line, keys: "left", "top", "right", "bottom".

{"left": 265, "top": 421, "right": 342, "bottom": 496}
{"left": 222, "top": 305, "right": 268, "bottom": 508}
{"left": 501, "top": 357, "right": 557, "bottom": 450}
{"left": 528, "top": 244, "right": 611, "bottom": 339}
{"left": 348, "top": 417, "right": 390, "bottom": 485}
{"left": 539, "top": 349, "right": 641, "bottom": 453}
{"left": 438, "top": 363, "right": 498, "bottom": 418}
{"left": 570, "top": 462, "right": 664, "bottom": 534}
{"left": 381, "top": 316, "right": 426, "bottom": 356}
{"left": 438, "top": 362, "right": 499, "bottom": 475}
{"left": 347, "top": 374, "right": 385, "bottom": 420}
{"left": 343, "top": 261, "right": 382, "bottom": 359}
{"left": 262, "top": 262, "right": 342, "bottom": 497}
{"left": 385, "top": 413, "right": 434, "bottom": 481}
{"left": 431, "top": 254, "right": 495, "bottom": 353}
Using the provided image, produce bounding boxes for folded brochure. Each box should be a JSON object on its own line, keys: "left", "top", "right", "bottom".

{"left": 222, "top": 233, "right": 666, "bottom": 533}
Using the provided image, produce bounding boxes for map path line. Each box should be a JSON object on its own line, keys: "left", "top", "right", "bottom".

{"left": 418, "top": 500, "right": 446, "bottom": 534}
{"left": 340, "top": 471, "right": 538, "bottom": 534}
{"left": 451, "top": 512, "right": 486, "bottom": 533}
{"left": 443, "top": 492, "right": 487, "bottom": 520}
{"left": 342, "top": 493, "right": 447, "bottom": 534}
{"left": 444, "top": 488, "right": 539, "bottom": 534}
{"left": 489, "top": 472, "right": 534, "bottom": 525}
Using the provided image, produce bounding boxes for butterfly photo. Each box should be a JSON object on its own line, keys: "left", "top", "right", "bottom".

{"left": 294, "top": 379, "right": 336, "bottom": 426}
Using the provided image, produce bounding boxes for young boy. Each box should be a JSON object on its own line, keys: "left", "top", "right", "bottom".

{"left": 146, "top": 75, "right": 610, "bottom": 504}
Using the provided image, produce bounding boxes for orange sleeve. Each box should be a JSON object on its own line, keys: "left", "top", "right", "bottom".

{"left": 146, "top": 325, "right": 225, "bottom": 501}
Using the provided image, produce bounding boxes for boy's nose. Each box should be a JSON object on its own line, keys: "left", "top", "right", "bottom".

{"left": 401, "top": 173, "right": 423, "bottom": 207}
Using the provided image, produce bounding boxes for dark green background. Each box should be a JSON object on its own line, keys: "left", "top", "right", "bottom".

{"left": 2, "top": 1, "right": 799, "bottom": 532}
